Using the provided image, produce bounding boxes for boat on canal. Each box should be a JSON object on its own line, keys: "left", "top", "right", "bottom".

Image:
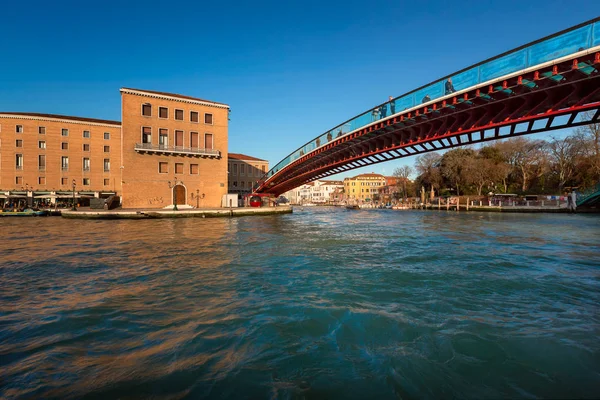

{"left": 0, "top": 208, "right": 48, "bottom": 217}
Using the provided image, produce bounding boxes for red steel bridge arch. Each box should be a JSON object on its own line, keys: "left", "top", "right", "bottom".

{"left": 256, "top": 18, "right": 600, "bottom": 197}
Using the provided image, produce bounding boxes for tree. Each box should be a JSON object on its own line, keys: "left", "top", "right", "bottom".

{"left": 415, "top": 152, "right": 442, "bottom": 193}
{"left": 495, "top": 138, "right": 548, "bottom": 192}
{"left": 440, "top": 148, "right": 476, "bottom": 196}
{"left": 574, "top": 112, "right": 600, "bottom": 182}
{"left": 465, "top": 157, "right": 497, "bottom": 196}
{"left": 547, "top": 136, "right": 582, "bottom": 192}
{"left": 393, "top": 165, "right": 413, "bottom": 198}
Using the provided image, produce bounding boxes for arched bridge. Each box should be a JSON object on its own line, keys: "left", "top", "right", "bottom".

{"left": 256, "top": 18, "right": 600, "bottom": 196}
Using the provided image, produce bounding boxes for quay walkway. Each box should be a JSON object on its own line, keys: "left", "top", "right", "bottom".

{"left": 61, "top": 206, "right": 292, "bottom": 219}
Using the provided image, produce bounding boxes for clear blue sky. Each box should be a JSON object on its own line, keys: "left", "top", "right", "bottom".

{"left": 1, "top": 1, "right": 597, "bottom": 179}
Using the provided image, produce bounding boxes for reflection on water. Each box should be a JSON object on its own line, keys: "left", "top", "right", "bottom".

{"left": 1, "top": 209, "right": 599, "bottom": 399}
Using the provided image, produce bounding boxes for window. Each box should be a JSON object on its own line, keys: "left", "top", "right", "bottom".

{"left": 190, "top": 164, "right": 198, "bottom": 174}
{"left": 83, "top": 144, "right": 90, "bottom": 151}
{"left": 61, "top": 177, "right": 68, "bottom": 185}
{"left": 159, "top": 107, "right": 168, "bottom": 119}
{"left": 159, "top": 129, "right": 168, "bottom": 147}
{"left": 39, "top": 126, "right": 46, "bottom": 134}
{"left": 142, "top": 127, "right": 152, "bottom": 144}
{"left": 190, "top": 111, "right": 199, "bottom": 122}
{"left": 254, "top": 165, "right": 259, "bottom": 177}
{"left": 241, "top": 181, "right": 245, "bottom": 188}
{"left": 159, "top": 162, "right": 168, "bottom": 174}
{"left": 233, "top": 164, "right": 238, "bottom": 175}
{"left": 175, "top": 130, "right": 183, "bottom": 147}
{"left": 16, "top": 125, "right": 23, "bottom": 133}
{"left": 233, "top": 181, "right": 237, "bottom": 187}
{"left": 16, "top": 176, "right": 23, "bottom": 185}
{"left": 104, "top": 179, "right": 110, "bottom": 186}
{"left": 142, "top": 103, "right": 152, "bottom": 116}
{"left": 38, "top": 155, "right": 46, "bottom": 171}
{"left": 262, "top": 165, "right": 266, "bottom": 172}
{"left": 83, "top": 130, "right": 90, "bottom": 138}
{"left": 38, "top": 177, "right": 46, "bottom": 185}
{"left": 204, "top": 133, "right": 213, "bottom": 149}
{"left": 104, "top": 145, "right": 110, "bottom": 152}
{"left": 61, "top": 142, "right": 68, "bottom": 150}
{"left": 175, "top": 109, "right": 184, "bottom": 120}
{"left": 104, "top": 132, "right": 110, "bottom": 140}
{"left": 190, "top": 132, "right": 199, "bottom": 148}
{"left": 83, "top": 157, "right": 90, "bottom": 171}
{"left": 175, "top": 163, "right": 183, "bottom": 174}
{"left": 240, "top": 164, "right": 245, "bottom": 176}
{"left": 205, "top": 113, "right": 213, "bottom": 124}
{"left": 61, "top": 156, "right": 69, "bottom": 171}
{"left": 62, "top": 128, "right": 69, "bottom": 136}
{"left": 38, "top": 141, "right": 46, "bottom": 149}
{"left": 104, "top": 159, "right": 110, "bottom": 172}
{"left": 16, "top": 154, "right": 23, "bottom": 170}
{"left": 83, "top": 178, "right": 90, "bottom": 186}
{"left": 16, "top": 139, "right": 23, "bottom": 147}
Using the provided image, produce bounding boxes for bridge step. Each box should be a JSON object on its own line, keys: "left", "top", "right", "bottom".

{"left": 541, "top": 71, "right": 564, "bottom": 82}
{"left": 576, "top": 61, "right": 597, "bottom": 76}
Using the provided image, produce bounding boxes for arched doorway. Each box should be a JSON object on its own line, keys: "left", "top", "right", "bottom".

{"left": 173, "top": 185, "right": 186, "bottom": 206}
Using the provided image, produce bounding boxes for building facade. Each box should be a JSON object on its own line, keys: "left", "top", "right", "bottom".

{"left": 120, "top": 88, "right": 228, "bottom": 209}
{"left": 282, "top": 180, "right": 344, "bottom": 204}
{"left": 227, "top": 153, "right": 268, "bottom": 196}
{"left": 0, "top": 113, "right": 122, "bottom": 202}
{"left": 343, "top": 173, "right": 386, "bottom": 202}
{"left": 0, "top": 88, "right": 229, "bottom": 209}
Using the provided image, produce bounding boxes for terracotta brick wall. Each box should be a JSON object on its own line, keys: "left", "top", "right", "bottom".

{"left": 120, "top": 90, "right": 228, "bottom": 209}
{"left": 0, "top": 115, "right": 121, "bottom": 194}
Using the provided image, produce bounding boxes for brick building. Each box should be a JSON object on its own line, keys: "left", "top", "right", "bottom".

{"left": 227, "top": 153, "right": 268, "bottom": 196}
{"left": 0, "top": 88, "right": 229, "bottom": 209}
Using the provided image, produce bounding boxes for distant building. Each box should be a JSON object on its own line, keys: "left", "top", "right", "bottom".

{"left": 343, "top": 173, "right": 386, "bottom": 202}
{"left": 228, "top": 153, "right": 268, "bottom": 195}
{"left": 282, "top": 179, "right": 343, "bottom": 204}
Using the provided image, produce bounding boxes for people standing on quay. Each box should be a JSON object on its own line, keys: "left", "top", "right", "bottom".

{"left": 445, "top": 78, "right": 455, "bottom": 95}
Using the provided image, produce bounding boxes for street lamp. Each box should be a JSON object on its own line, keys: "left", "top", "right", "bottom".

{"left": 168, "top": 177, "right": 183, "bottom": 211}
{"left": 71, "top": 179, "right": 77, "bottom": 211}
{"left": 191, "top": 189, "right": 205, "bottom": 208}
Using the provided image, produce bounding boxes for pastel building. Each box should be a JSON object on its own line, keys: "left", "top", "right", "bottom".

{"left": 282, "top": 180, "right": 344, "bottom": 204}
{"left": 343, "top": 173, "right": 386, "bottom": 202}
{"left": 0, "top": 88, "right": 229, "bottom": 209}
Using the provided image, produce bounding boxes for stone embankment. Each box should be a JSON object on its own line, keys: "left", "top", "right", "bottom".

{"left": 62, "top": 206, "right": 292, "bottom": 219}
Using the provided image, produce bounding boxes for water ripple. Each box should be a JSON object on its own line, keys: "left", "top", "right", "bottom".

{"left": 0, "top": 209, "right": 599, "bottom": 399}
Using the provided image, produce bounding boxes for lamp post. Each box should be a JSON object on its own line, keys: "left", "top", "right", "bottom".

{"left": 71, "top": 179, "right": 77, "bottom": 211}
{"left": 191, "top": 190, "right": 205, "bottom": 209}
{"left": 168, "top": 177, "right": 183, "bottom": 211}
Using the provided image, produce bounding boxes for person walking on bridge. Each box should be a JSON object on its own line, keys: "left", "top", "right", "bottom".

{"left": 445, "top": 78, "right": 455, "bottom": 94}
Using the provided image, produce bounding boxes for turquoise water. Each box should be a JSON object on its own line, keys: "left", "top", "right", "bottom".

{"left": 1, "top": 208, "right": 599, "bottom": 399}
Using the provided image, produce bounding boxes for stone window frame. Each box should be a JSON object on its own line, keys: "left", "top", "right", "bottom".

{"left": 141, "top": 103, "right": 152, "bottom": 117}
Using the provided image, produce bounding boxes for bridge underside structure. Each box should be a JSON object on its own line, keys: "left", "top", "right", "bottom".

{"left": 258, "top": 50, "right": 600, "bottom": 196}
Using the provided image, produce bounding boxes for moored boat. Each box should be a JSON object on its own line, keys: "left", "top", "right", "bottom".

{"left": 0, "top": 208, "right": 48, "bottom": 217}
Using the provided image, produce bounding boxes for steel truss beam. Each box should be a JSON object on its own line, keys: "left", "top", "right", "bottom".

{"left": 259, "top": 55, "right": 600, "bottom": 196}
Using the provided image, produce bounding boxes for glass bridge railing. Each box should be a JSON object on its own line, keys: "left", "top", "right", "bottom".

{"left": 262, "top": 17, "right": 600, "bottom": 185}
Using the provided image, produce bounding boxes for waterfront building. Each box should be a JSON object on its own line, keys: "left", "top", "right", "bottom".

{"left": 0, "top": 88, "right": 229, "bottom": 209}
{"left": 282, "top": 180, "right": 344, "bottom": 204}
{"left": 0, "top": 113, "right": 122, "bottom": 205}
{"left": 343, "top": 173, "right": 386, "bottom": 202}
{"left": 227, "top": 153, "right": 269, "bottom": 196}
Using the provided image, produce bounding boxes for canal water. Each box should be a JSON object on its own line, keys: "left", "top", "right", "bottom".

{"left": 1, "top": 208, "right": 599, "bottom": 399}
